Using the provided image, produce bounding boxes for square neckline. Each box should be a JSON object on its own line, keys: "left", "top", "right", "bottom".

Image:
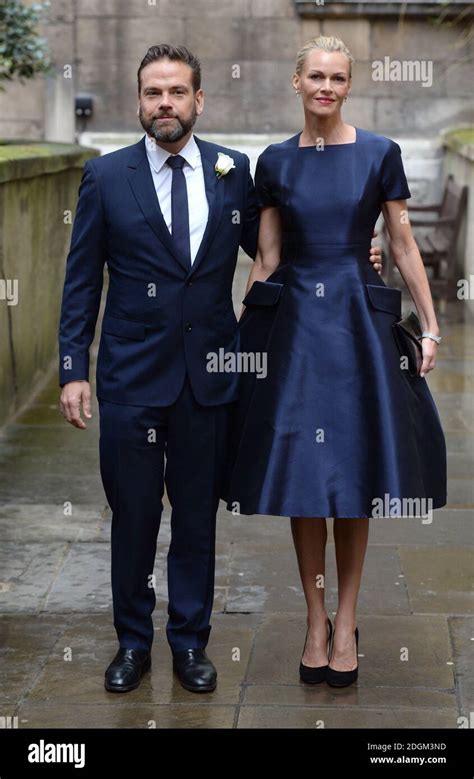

{"left": 296, "top": 127, "right": 358, "bottom": 148}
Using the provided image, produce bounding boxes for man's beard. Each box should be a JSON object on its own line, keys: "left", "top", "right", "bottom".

{"left": 139, "top": 105, "right": 197, "bottom": 143}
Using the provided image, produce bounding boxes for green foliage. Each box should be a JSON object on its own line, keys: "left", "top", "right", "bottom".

{"left": 0, "top": 0, "right": 52, "bottom": 89}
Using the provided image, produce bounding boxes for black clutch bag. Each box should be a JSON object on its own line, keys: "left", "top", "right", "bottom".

{"left": 242, "top": 280, "right": 284, "bottom": 307}
{"left": 239, "top": 280, "right": 284, "bottom": 357}
{"left": 392, "top": 311, "right": 423, "bottom": 377}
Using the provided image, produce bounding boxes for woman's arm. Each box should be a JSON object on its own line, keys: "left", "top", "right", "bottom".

{"left": 239, "top": 205, "right": 283, "bottom": 318}
{"left": 382, "top": 199, "right": 441, "bottom": 377}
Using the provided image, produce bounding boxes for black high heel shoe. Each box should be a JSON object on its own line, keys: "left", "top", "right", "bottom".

{"left": 299, "top": 617, "right": 333, "bottom": 684}
{"left": 326, "top": 626, "right": 359, "bottom": 688}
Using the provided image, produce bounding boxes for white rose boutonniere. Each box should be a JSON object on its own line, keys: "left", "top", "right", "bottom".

{"left": 215, "top": 152, "right": 236, "bottom": 179}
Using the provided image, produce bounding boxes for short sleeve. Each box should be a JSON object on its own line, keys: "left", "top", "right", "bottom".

{"left": 380, "top": 141, "right": 411, "bottom": 201}
{"left": 254, "top": 149, "right": 278, "bottom": 208}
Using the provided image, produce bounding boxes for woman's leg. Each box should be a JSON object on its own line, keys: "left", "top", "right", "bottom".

{"left": 331, "top": 518, "right": 369, "bottom": 671}
{"left": 290, "top": 516, "right": 329, "bottom": 666}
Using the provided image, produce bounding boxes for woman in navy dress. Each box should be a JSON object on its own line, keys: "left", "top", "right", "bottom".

{"left": 223, "top": 36, "right": 447, "bottom": 687}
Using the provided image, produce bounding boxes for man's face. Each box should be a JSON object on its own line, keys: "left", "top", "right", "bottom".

{"left": 138, "top": 58, "right": 204, "bottom": 144}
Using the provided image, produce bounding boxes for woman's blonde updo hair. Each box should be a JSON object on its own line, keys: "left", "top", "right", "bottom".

{"left": 295, "top": 36, "right": 354, "bottom": 78}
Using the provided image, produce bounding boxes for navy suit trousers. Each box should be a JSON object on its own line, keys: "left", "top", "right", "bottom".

{"left": 98, "top": 372, "right": 232, "bottom": 653}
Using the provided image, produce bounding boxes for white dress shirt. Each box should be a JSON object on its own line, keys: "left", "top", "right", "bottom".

{"left": 145, "top": 132, "right": 209, "bottom": 265}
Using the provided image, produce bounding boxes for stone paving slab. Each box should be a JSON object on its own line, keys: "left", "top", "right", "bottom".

{"left": 400, "top": 547, "right": 474, "bottom": 615}
{"left": 19, "top": 613, "right": 258, "bottom": 707}
{"left": 246, "top": 614, "right": 455, "bottom": 689}
{"left": 236, "top": 706, "right": 458, "bottom": 728}
{"left": 15, "top": 703, "right": 237, "bottom": 729}
{"left": 226, "top": 541, "right": 411, "bottom": 614}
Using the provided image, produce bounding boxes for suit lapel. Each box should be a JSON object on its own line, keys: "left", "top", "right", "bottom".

{"left": 126, "top": 135, "right": 225, "bottom": 277}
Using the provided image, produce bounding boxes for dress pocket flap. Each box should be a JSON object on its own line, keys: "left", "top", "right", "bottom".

{"left": 102, "top": 314, "right": 146, "bottom": 341}
{"left": 366, "top": 284, "right": 401, "bottom": 317}
{"left": 242, "top": 280, "right": 284, "bottom": 307}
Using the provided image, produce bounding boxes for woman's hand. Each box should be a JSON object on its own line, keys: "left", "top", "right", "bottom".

{"left": 420, "top": 337, "right": 438, "bottom": 377}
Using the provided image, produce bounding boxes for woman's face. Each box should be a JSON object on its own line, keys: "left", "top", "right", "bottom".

{"left": 293, "top": 50, "right": 352, "bottom": 119}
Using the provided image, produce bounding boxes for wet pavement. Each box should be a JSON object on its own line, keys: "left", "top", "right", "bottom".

{"left": 0, "top": 254, "right": 473, "bottom": 729}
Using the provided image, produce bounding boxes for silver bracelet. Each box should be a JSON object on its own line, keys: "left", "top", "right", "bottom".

{"left": 419, "top": 332, "right": 442, "bottom": 344}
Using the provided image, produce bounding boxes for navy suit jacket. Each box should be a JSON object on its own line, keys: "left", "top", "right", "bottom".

{"left": 58, "top": 135, "right": 260, "bottom": 406}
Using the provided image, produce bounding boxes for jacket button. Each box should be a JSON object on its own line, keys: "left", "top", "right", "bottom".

{"left": 184, "top": 323, "right": 192, "bottom": 332}
{"left": 186, "top": 280, "right": 193, "bottom": 286}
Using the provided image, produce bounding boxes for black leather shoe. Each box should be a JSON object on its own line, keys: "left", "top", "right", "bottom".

{"left": 172, "top": 648, "right": 217, "bottom": 693}
{"left": 299, "top": 617, "right": 333, "bottom": 684}
{"left": 327, "top": 627, "right": 359, "bottom": 688}
{"left": 104, "top": 648, "right": 151, "bottom": 693}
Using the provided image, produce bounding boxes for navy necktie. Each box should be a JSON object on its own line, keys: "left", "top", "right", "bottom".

{"left": 166, "top": 154, "right": 191, "bottom": 268}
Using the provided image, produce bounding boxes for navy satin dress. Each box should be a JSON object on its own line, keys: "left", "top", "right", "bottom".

{"left": 223, "top": 128, "right": 447, "bottom": 519}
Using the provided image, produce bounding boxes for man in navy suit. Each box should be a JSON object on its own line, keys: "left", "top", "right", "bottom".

{"left": 59, "top": 44, "right": 382, "bottom": 694}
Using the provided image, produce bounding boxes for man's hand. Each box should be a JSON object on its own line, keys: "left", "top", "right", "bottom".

{"left": 369, "top": 229, "right": 382, "bottom": 275}
{"left": 60, "top": 381, "right": 92, "bottom": 429}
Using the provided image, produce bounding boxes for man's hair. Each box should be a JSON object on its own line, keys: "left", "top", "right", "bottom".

{"left": 137, "top": 44, "right": 201, "bottom": 93}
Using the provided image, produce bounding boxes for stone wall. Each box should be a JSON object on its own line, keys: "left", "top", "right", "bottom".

{"left": 0, "top": 143, "right": 99, "bottom": 426}
{"left": 0, "top": 0, "right": 471, "bottom": 139}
